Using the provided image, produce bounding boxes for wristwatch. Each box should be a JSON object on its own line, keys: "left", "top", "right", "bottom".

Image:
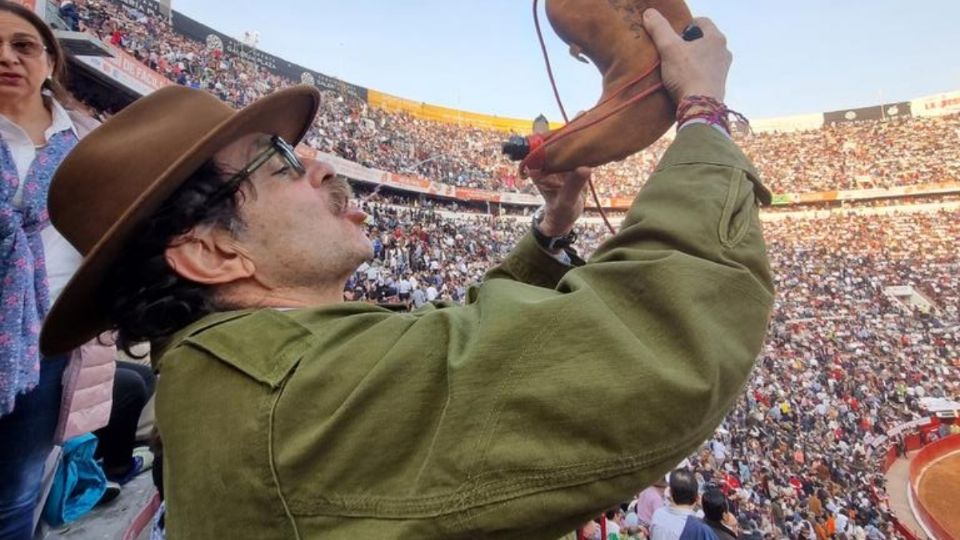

{"left": 531, "top": 207, "right": 577, "bottom": 251}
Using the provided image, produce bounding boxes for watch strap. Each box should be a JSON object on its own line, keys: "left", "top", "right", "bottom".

{"left": 531, "top": 218, "right": 578, "bottom": 251}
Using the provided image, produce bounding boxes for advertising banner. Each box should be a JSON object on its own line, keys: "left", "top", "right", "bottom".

{"left": 771, "top": 193, "right": 799, "bottom": 206}
{"left": 867, "top": 434, "right": 887, "bottom": 449}
{"left": 367, "top": 89, "right": 564, "bottom": 133}
{"left": 385, "top": 174, "right": 432, "bottom": 191}
{"left": 454, "top": 188, "right": 500, "bottom": 202}
{"left": 426, "top": 182, "right": 457, "bottom": 199}
{"left": 498, "top": 191, "right": 542, "bottom": 206}
{"left": 294, "top": 146, "right": 534, "bottom": 204}
{"left": 766, "top": 181, "right": 960, "bottom": 207}
{"left": 823, "top": 102, "right": 912, "bottom": 125}
{"left": 115, "top": 0, "right": 162, "bottom": 17}
{"left": 604, "top": 197, "right": 635, "bottom": 209}
{"left": 296, "top": 142, "right": 960, "bottom": 210}
{"left": 798, "top": 191, "right": 837, "bottom": 203}
{"left": 751, "top": 113, "right": 823, "bottom": 134}
{"left": 887, "top": 417, "right": 932, "bottom": 437}
{"left": 170, "top": 11, "right": 367, "bottom": 101}
{"left": 911, "top": 90, "right": 960, "bottom": 117}
{"left": 74, "top": 44, "right": 171, "bottom": 96}
{"left": 834, "top": 181, "right": 960, "bottom": 201}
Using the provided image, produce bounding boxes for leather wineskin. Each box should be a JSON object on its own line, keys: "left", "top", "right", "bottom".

{"left": 535, "top": 0, "right": 692, "bottom": 176}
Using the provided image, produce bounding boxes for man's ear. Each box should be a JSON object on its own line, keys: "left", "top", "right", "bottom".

{"left": 164, "top": 227, "right": 255, "bottom": 284}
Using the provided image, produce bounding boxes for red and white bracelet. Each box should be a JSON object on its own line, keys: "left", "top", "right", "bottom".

{"left": 676, "top": 95, "right": 750, "bottom": 136}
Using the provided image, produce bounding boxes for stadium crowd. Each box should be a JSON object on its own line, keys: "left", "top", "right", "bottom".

{"left": 75, "top": 0, "right": 960, "bottom": 201}
{"left": 346, "top": 199, "right": 960, "bottom": 539}
{"left": 701, "top": 209, "right": 959, "bottom": 540}
{"left": 44, "top": 2, "right": 960, "bottom": 538}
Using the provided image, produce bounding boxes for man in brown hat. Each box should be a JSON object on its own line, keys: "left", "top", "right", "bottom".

{"left": 41, "top": 11, "right": 773, "bottom": 540}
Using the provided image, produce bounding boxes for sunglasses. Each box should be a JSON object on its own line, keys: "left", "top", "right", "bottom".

{"left": 0, "top": 37, "right": 47, "bottom": 58}
{"left": 211, "top": 135, "right": 305, "bottom": 202}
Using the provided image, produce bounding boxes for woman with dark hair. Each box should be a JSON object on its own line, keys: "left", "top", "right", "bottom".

{"left": 0, "top": 2, "right": 100, "bottom": 538}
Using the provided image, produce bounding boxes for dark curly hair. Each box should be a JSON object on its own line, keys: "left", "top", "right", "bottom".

{"left": 95, "top": 161, "right": 247, "bottom": 357}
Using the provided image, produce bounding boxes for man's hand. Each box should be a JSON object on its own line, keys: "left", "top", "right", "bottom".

{"left": 532, "top": 167, "right": 592, "bottom": 237}
{"left": 642, "top": 10, "right": 732, "bottom": 103}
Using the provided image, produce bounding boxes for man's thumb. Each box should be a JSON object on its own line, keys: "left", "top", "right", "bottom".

{"left": 642, "top": 9, "right": 680, "bottom": 49}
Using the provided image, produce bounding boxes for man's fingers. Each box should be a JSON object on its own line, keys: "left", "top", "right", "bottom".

{"left": 565, "top": 167, "right": 592, "bottom": 188}
{"left": 642, "top": 9, "right": 682, "bottom": 49}
{"left": 571, "top": 166, "right": 592, "bottom": 181}
{"left": 536, "top": 167, "right": 591, "bottom": 191}
{"left": 560, "top": 167, "right": 592, "bottom": 197}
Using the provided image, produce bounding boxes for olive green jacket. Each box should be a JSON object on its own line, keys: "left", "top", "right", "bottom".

{"left": 152, "top": 125, "right": 774, "bottom": 539}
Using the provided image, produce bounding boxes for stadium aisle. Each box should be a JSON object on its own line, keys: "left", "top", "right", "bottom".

{"left": 884, "top": 452, "right": 928, "bottom": 540}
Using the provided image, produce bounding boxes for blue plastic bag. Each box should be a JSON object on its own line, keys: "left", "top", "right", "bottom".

{"left": 42, "top": 433, "right": 107, "bottom": 526}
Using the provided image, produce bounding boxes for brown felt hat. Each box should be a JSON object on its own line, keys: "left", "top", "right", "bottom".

{"left": 39, "top": 85, "right": 321, "bottom": 356}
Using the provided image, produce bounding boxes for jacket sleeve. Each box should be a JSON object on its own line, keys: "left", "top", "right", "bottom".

{"left": 482, "top": 232, "right": 584, "bottom": 289}
{"left": 267, "top": 124, "right": 774, "bottom": 538}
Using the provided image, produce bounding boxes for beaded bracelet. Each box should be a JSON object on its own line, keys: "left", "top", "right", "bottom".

{"left": 676, "top": 95, "right": 750, "bottom": 135}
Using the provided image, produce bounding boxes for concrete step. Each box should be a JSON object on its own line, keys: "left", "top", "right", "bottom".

{"left": 40, "top": 473, "right": 156, "bottom": 540}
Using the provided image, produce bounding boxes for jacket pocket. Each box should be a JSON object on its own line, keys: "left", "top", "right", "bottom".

{"left": 182, "top": 311, "right": 312, "bottom": 389}
{"left": 718, "top": 168, "right": 757, "bottom": 249}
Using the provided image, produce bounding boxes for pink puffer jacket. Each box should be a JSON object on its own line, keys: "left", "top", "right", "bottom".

{"left": 50, "top": 110, "right": 115, "bottom": 445}
{"left": 54, "top": 339, "right": 116, "bottom": 444}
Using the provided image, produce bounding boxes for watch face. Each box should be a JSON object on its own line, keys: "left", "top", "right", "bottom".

{"left": 533, "top": 206, "right": 546, "bottom": 223}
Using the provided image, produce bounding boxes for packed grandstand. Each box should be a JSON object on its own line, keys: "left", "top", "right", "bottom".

{"left": 29, "top": 0, "right": 960, "bottom": 538}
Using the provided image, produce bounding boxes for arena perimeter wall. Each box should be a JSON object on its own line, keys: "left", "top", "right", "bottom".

{"left": 908, "top": 435, "right": 960, "bottom": 540}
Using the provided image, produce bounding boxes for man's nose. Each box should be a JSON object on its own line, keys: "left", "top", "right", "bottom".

{"left": 303, "top": 158, "right": 336, "bottom": 187}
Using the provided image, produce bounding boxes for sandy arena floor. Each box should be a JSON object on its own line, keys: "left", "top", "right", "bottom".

{"left": 917, "top": 451, "right": 960, "bottom": 538}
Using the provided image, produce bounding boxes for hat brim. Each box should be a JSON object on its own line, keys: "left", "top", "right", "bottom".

{"left": 40, "top": 86, "right": 320, "bottom": 356}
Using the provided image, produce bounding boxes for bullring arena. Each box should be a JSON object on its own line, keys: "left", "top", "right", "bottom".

{"left": 912, "top": 435, "right": 960, "bottom": 539}
{"left": 918, "top": 452, "right": 960, "bottom": 537}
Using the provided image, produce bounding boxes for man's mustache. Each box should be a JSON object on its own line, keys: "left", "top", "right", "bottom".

{"left": 327, "top": 175, "right": 355, "bottom": 215}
